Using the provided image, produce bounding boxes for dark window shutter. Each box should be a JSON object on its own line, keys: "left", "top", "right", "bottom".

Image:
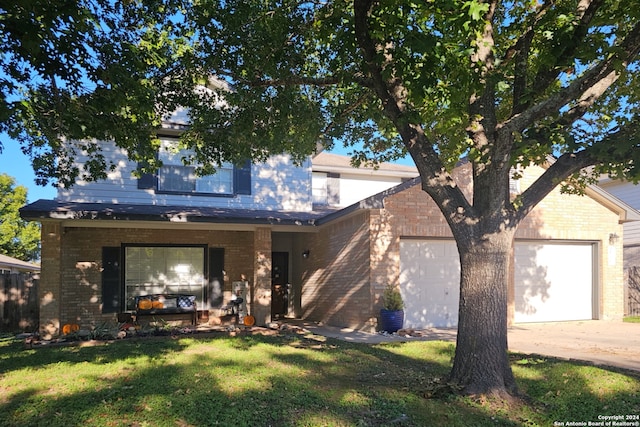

{"left": 101, "top": 247, "right": 121, "bottom": 313}
{"left": 234, "top": 160, "right": 252, "bottom": 195}
{"left": 137, "top": 162, "right": 157, "bottom": 189}
{"left": 208, "top": 248, "right": 225, "bottom": 307}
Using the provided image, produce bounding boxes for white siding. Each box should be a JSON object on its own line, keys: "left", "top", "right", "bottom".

{"left": 58, "top": 140, "right": 313, "bottom": 211}
{"left": 599, "top": 180, "right": 640, "bottom": 209}
{"left": 622, "top": 222, "right": 640, "bottom": 247}
{"left": 338, "top": 174, "right": 405, "bottom": 207}
{"left": 599, "top": 180, "right": 640, "bottom": 246}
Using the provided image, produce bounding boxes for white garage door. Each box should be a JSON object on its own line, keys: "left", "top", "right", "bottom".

{"left": 399, "top": 240, "right": 460, "bottom": 328}
{"left": 514, "top": 242, "right": 593, "bottom": 323}
{"left": 399, "top": 240, "right": 594, "bottom": 328}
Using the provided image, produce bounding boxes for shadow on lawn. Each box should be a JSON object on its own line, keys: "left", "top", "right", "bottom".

{"left": 1, "top": 333, "right": 639, "bottom": 426}
{"left": 0, "top": 334, "right": 189, "bottom": 374}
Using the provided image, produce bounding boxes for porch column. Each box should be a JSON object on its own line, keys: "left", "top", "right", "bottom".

{"left": 40, "top": 222, "right": 62, "bottom": 339}
{"left": 252, "top": 227, "right": 272, "bottom": 326}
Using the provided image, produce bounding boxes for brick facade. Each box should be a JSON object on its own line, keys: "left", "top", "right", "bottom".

{"left": 39, "top": 226, "right": 256, "bottom": 337}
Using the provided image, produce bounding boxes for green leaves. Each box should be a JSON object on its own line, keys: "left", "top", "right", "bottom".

{"left": 1, "top": 0, "right": 191, "bottom": 187}
{"left": 0, "top": 174, "right": 40, "bottom": 261}
{"left": 463, "top": 0, "right": 490, "bottom": 23}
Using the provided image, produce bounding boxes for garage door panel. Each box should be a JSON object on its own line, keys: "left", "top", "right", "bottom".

{"left": 514, "top": 243, "right": 593, "bottom": 323}
{"left": 400, "top": 240, "right": 459, "bottom": 328}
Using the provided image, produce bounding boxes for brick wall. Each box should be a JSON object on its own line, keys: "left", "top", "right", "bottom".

{"left": 39, "top": 223, "right": 62, "bottom": 338}
{"left": 42, "top": 226, "right": 256, "bottom": 336}
{"left": 301, "top": 211, "right": 374, "bottom": 330}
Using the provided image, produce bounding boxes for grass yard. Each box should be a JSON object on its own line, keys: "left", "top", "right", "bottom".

{"left": 1, "top": 330, "right": 639, "bottom": 427}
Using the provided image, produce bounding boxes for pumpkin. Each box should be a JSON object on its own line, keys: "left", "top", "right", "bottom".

{"left": 243, "top": 315, "right": 255, "bottom": 326}
{"left": 62, "top": 323, "right": 79, "bottom": 334}
{"left": 152, "top": 300, "right": 164, "bottom": 309}
{"left": 138, "top": 299, "right": 152, "bottom": 310}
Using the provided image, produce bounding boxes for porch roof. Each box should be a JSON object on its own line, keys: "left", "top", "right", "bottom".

{"left": 19, "top": 199, "right": 339, "bottom": 227}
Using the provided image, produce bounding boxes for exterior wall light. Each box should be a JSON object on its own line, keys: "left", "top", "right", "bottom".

{"left": 609, "top": 233, "right": 620, "bottom": 245}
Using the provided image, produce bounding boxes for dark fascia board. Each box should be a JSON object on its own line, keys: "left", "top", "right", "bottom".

{"left": 19, "top": 199, "right": 328, "bottom": 227}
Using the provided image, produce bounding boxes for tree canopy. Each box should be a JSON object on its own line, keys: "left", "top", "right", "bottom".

{"left": 0, "top": 0, "right": 191, "bottom": 187}
{"left": 0, "top": 174, "right": 40, "bottom": 261}
{"left": 3, "top": 1, "right": 639, "bottom": 191}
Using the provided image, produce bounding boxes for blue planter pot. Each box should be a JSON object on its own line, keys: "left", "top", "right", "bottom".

{"left": 380, "top": 309, "right": 404, "bottom": 333}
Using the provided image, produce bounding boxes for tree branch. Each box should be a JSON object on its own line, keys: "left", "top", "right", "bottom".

{"left": 503, "top": 20, "right": 640, "bottom": 135}
{"left": 513, "top": 117, "right": 640, "bottom": 223}
{"left": 528, "top": 0, "right": 603, "bottom": 97}
{"left": 513, "top": 150, "right": 597, "bottom": 223}
{"left": 502, "top": 0, "right": 554, "bottom": 65}
{"left": 506, "top": 0, "right": 603, "bottom": 113}
{"left": 242, "top": 74, "right": 373, "bottom": 88}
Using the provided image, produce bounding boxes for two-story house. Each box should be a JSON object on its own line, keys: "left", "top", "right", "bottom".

{"left": 20, "top": 135, "right": 636, "bottom": 338}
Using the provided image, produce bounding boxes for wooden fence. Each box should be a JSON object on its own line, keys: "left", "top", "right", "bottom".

{"left": 0, "top": 273, "right": 39, "bottom": 332}
{"left": 626, "top": 266, "right": 640, "bottom": 317}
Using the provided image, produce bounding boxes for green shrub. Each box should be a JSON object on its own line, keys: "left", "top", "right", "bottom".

{"left": 382, "top": 285, "right": 404, "bottom": 311}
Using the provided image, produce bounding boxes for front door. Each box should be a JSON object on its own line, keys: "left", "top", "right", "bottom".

{"left": 271, "top": 252, "right": 289, "bottom": 319}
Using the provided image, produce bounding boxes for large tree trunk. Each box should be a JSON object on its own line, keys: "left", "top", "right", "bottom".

{"left": 449, "top": 231, "right": 518, "bottom": 397}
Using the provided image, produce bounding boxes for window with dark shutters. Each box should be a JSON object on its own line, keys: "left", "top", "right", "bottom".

{"left": 136, "top": 145, "right": 252, "bottom": 196}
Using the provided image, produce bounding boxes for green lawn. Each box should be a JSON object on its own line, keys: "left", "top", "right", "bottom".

{"left": 1, "top": 330, "right": 639, "bottom": 427}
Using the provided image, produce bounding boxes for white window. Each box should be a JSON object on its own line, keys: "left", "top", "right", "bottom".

{"left": 312, "top": 172, "right": 328, "bottom": 205}
{"left": 124, "top": 246, "right": 205, "bottom": 309}
{"left": 157, "top": 140, "right": 234, "bottom": 194}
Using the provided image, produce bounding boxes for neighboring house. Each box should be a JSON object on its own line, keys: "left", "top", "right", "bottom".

{"left": 597, "top": 178, "right": 640, "bottom": 315}
{"left": 20, "top": 139, "right": 635, "bottom": 337}
{"left": 0, "top": 254, "right": 40, "bottom": 275}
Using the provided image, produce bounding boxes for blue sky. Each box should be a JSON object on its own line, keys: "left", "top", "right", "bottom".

{"left": 0, "top": 136, "right": 57, "bottom": 202}
{"left": 0, "top": 136, "right": 415, "bottom": 204}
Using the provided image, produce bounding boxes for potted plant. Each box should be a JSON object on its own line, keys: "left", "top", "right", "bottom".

{"left": 379, "top": 285, "right": 404, "bottom": 333}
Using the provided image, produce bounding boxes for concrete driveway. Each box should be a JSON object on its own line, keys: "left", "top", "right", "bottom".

{"left": 507, "top": 320, "right": 640, "bottom": 372}
{"left": 298, "top": 320, "right": 640, "bottom": 372}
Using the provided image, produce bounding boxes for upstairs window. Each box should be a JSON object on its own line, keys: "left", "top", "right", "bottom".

{"left": 138, "top": 138, "right": 251, "bottom": 196}
{"left": 312, "top": 172, "right": 328, "bottom": 205}
{"left": 312, "top": 172, "right": 340, "bottom": 206}
{"left": 158, "top": 141, "right": 234, "bottom": 194}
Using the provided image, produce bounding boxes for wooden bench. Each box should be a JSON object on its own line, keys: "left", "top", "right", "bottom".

{"left": 132, "top": 294, "right": 197, "bottom": 325}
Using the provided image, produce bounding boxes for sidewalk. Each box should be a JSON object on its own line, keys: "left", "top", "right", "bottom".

{"left": 294, "top": 320, "right": 640, "bottom": 372}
